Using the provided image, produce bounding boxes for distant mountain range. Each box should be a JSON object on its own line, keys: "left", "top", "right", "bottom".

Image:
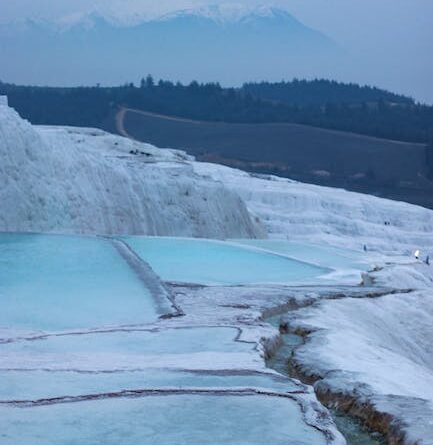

{"left": 0, "top": 5, "right": 341, "bottom": 87}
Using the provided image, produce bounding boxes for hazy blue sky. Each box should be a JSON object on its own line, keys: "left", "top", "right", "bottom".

{"left": 1, "top": 0, "right": 432, "bottom": 102}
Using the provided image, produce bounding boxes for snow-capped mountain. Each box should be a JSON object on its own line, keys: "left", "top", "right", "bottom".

{"left": 0, "top": 5, "right": 340, "bottom": 87}
{"left": 156, "top": 5, "right": 304, "bottom": 25}
{"left": 3, "top": 5, "right": 327, "bottom": 30}
{"left": 44, "top": 5, "right": 315, "bottom": 28}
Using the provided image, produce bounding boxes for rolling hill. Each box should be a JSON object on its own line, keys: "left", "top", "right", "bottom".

{"left": 119, "top": 107, "right": 433, "bottom": 209}
{"left": 2, "top": 78, "right": 432, "bottom": 209}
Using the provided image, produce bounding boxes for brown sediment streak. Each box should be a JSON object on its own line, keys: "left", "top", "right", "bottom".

{"left": 0, "top": 326, "right": 160, "bottom": 344}
{"left": 260, "top": 288, "right": 422, "bottom": 445}
{"left": 278, "top": 323, "right": 416, "bottom": 445}
{"left": 1, "top": 387, "right": 306, "bottom": 407}
{"left": 259, "top": 287, "right": 411, "bottom": 362}
{"left": 261, "top": 287, "right": 412, "bottom": 321}
{"left": 0, "top": 386, "right": 337, "bottom": 442}
{"left": 0, "top": 323, "right": 251, "bottom": 346}
{"left": 313, "top": 390, "right": 408, "bottom": 445}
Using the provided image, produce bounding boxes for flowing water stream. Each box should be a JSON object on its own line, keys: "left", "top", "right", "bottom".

{"left": 266, "top": 316, "right": 386, "bottom": 445}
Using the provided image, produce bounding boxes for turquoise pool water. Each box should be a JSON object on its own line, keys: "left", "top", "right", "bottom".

{"left": 123, "top": 237, "right": 328, "bottom": 285}
{"left": 0, "top": 395, "right": 326, "bottom": 445}
{"left": 0, "top": 369, "right": 300, "bottom": 401}
{"left": 231, "top": 239, "right": 369, "bottom": 271}
{"left": 1, "top": 327, "right": 251, "bottom": 357}
{"left": 0, "top": 234, "right": 336, "bottom": 445}
{"left": 229, "top": 239, "right": 371, "bottom": 284}
{"left": 0, "top": 234, "right": 158, "bottom": 330}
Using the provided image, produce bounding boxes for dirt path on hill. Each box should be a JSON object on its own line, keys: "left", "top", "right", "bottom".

{"left": 115, "top": 107, "right": 131, "bottom": 138}
{"left": 116, "top": 107, "right": 208, "bottom": 139}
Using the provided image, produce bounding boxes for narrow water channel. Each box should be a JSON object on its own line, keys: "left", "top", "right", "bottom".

{"left": 265, "top": 316, "right": 386, "bottom": 445}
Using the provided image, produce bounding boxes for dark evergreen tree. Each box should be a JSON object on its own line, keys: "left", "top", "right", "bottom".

{"left": 0, "top": 78, "right": 432, "bottom": 143}
{"left": 145, "top": 75, "right": 154, "bottom": 88}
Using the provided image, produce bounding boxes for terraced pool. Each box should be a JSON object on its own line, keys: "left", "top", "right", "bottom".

{"left": 0, "top": 233, "right": 351, "bottom": 445}
{"left": 0, "top": 395, "right": 326, "bottom": 445}
{"left": 123, "top": 236, "right": 329, "bottom": 285}
{"left": 231, "top": 239, "right": 370, "bottom": 284}
{"left": 0, "top": 234, "right": 159, "bottom": 330}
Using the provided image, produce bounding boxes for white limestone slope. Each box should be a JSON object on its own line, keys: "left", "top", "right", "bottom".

{"left": 4, "top": 98, "right": 433, "bottom": 443}
{"left": 0, "top": 102, "right": 261, "bottom": 238}
{"left": 2, "top": 98, "right": 433, "bottom": 253}
{"left": 193, "top": 162, "right": 433, "bottom": 254}
{"left": 288, "top": 288, "right": 433, "bottom": 444}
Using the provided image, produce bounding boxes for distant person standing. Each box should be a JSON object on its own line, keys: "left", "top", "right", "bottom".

{"left": 426, "top": 255, "right": 430, "bottom": 266}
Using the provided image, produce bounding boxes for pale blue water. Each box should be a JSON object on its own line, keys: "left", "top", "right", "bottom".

{"left": 0, "top": 234, "right": 347, "bottom": 444}
{"left": 0, "top": 234, "right": 158, "bottom": 330}
{"left": 266, "top": 316, "right": 385, "bottom": 445}
{"left": 231, "top": 239, "right": 369, "bottom": 271}
{"left": 1, "top": 327, "right": 251, "bottom": 357}
{"left": 0, "top": 370, "right": 299, "bottom": 401}
{"left": 0, "top": 395, "right": 326, "bottom": 445}
{"left": 123, "top": 237, "right": 328, "bottom": 285}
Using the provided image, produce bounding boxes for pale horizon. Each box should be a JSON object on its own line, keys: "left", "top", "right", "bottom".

{"left": 0, "top": 0, "right": 432, "bottom": 103}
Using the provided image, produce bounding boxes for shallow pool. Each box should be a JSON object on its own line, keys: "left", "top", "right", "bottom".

{"left": 0, "top": 395, "right": 327, "bottom": 445}
{"left": 0, "top": 369, "right": 300, "bottom": 401}
{"left": 231, "top": 239, "right": 370, "bottom": 284}
{"left": 1, "top": 327, "right": 251, "bottom": 358}
{"left": 0, "top": 234, "right": 159, "bottom": 331}
{"left": 123, "top": 237, "right": 328, "bottom": 285}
